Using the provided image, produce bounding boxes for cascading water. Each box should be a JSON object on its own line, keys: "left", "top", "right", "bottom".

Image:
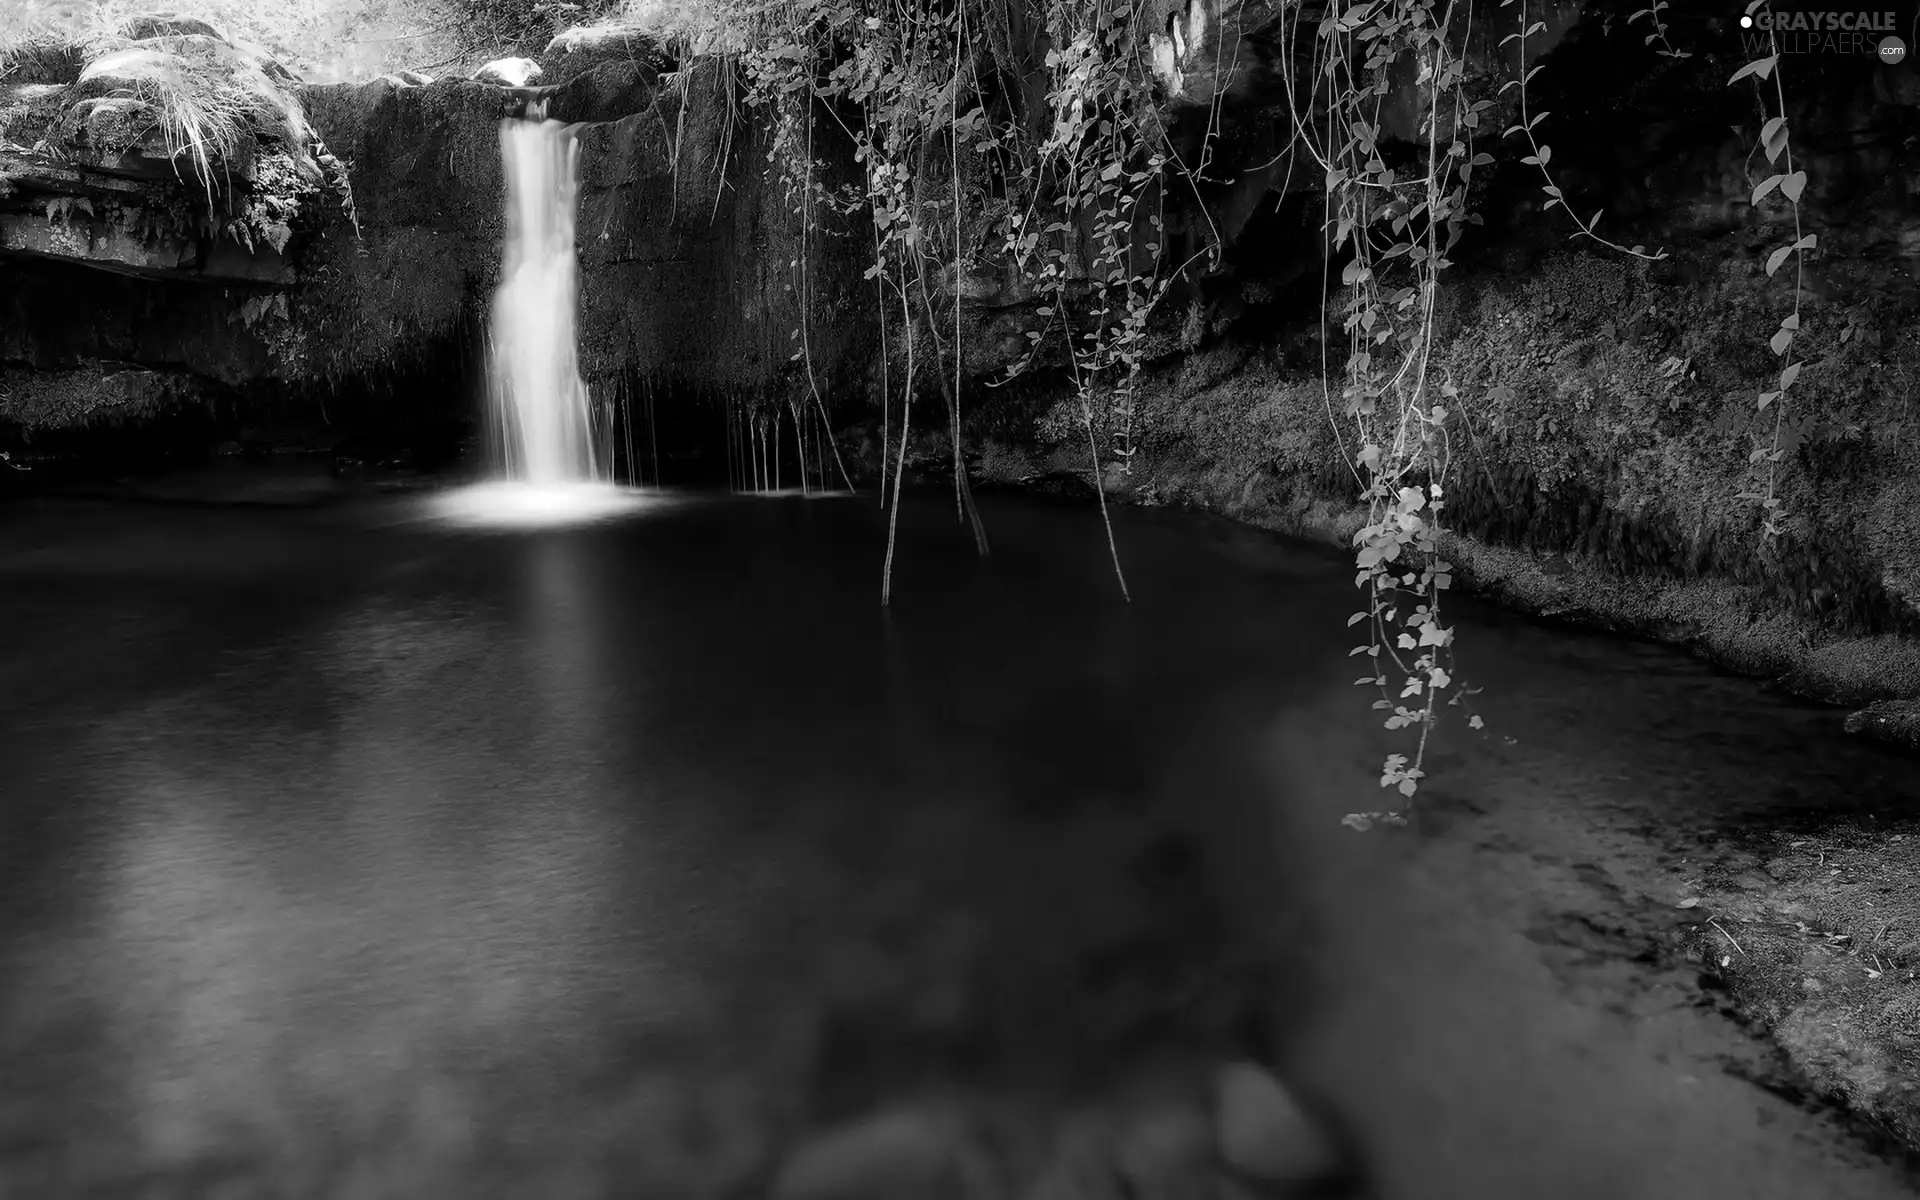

{"left": 488, "top": 105, "right": 598, "bottom": 485}
{"left": 432, "top": 103, "right": 655, "bottom": 527}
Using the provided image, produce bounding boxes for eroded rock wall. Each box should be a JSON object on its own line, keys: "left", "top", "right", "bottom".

{"left": 0, "top": 51, "right": 873, "bottom": 459}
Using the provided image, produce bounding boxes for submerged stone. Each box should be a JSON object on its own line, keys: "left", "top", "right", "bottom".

{"left": 1215, "top": 1061, "right": 1344, "bottom": 1188}
{"left": 772, "top": 1109, "right": 965, "bottom": 1200}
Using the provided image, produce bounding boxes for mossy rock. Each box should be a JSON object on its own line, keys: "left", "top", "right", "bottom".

{"left": 542, "top": 23, "right": 676, "bottom": 83}
{"left": 58, "top": 34, "right": 314, "bottom": 186}
{"left": 0, "top": 38, "right": 88, "bottom": 87}
{"left": 117, "top": 13, "right": 227, "bottom": 42}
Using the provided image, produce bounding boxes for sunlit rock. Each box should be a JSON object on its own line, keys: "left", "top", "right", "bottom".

{"left": 117, "top": 13, "right": 226, "bottom": 42}
{"left": 472, "top": 57, "right": 543, "bottom": 88}
{"left": 542, "top": 23, "right": 673, "bottom": 83}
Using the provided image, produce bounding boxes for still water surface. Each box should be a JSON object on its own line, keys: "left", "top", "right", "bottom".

{"left": 0, "top": 486, "right": 1914, "bottom": 1198}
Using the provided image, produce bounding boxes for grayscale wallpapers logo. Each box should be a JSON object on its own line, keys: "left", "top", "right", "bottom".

{"left": 1733, "top": 8, "right": 1913, "bottom": 60}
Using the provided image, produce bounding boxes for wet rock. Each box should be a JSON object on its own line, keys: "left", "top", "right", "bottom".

{"left": 1114, "top": 1105, "right": 1214, "bottom": 1186}
{"left": 771, "top": 1109, "right": 966, "bottom": 1200}
{"left": 1214, "top": 1061, "right": 1344, "bottom": 1188}
{"left": 1844, "top": 700, "right": 1920, "bottom": 751}
{"left": 472, "top": 57, "right": 543, "bottom": 88}
{"left": 60, "top": 96, "right": 159, "bottom": 154}
{"left": 529, "top": 60, "right": 659, "bottom": 124}
{"left": 1776, "top": 1003, "right": 1920, "bottom": 1149}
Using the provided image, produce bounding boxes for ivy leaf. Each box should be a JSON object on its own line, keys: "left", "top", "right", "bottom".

{"left": 1779, "top": 171, "right": 1807, "bottom": 203}
{"left": 1759, "top": 115, "right": 1787, "bottom": 160}
{"left": 1729, "top": 54, "right": 1778, "bottom": 84}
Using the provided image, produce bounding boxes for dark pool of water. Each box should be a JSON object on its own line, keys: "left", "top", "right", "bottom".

{"left": 1, "top": 484, "right": 1916, "bottom": 1198}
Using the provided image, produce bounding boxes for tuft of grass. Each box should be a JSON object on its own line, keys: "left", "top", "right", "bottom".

{"left": 0, "top": 35, "right": 87, "bottom": 85}
{"left": 66, "top": 36, "right": 314, "bottom": 212}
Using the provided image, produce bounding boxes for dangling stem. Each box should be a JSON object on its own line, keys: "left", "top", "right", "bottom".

{"left": 814, "top": 401, "right": 826, "bottom": 493}
{"left": 622, "top": 378, "right": 637, "bottom": 486}
{"left": 882, "top": 263, "right": 918, "bottom": 606}
{"left": 914, "top": 280, "right": 989, "bottom": 558}
{"left": 1083, "top": 392, "right": 1129, "bottom": 601}
{"left": 791, "top": 398, "right": 809, "bottom": 495}
{"left": 648, "top": 381, "right": 661, "bottom": 491}
{"left": 948, "top": 4, "right": 965, "bottom": 523}
{"left": 910, "top": 138, "right": 987, "bottom": 558}
{"left": 875, "top": 220, "right": 891, "bottom": 510}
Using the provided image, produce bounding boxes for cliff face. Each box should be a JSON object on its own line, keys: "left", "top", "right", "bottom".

{"left": 0, "top": 36, "right": 872, "bottom": 464}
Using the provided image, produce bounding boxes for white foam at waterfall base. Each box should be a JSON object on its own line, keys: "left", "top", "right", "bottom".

{"left": 431, "top": 116, "right": 652, "bottom": 529}
{"left": 426, "top": 482, "right": 676, "bottom": 529}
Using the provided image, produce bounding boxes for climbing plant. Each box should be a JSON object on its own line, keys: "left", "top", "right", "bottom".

{"left": 677, "top": 0, "right": 1816, "bottom": 822}
{"left": 1728, "top": 0, "right": 1813, "bottom": 540}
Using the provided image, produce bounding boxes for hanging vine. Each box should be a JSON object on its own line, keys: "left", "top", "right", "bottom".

{"left": 671, "top": 0, "right": 1814, "bottom": 823}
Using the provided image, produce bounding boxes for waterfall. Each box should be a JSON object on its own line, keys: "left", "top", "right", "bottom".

{"left": 486, "top": 110, "right": 600, "bottom": 486}
{"left": 426, "top": 108, "right": 661, "bottom": 527}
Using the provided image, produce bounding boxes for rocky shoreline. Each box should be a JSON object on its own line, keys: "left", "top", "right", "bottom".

{"left": 978, "top": 445, "right": 1920, "bottom": 1163}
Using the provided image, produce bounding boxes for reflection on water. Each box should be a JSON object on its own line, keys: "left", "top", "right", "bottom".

{"left": 50, "top": 534, "right": 765, "bottom": 1194}
{"left": 0, "top": 492, "right": 1916, "bottom": 1198}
